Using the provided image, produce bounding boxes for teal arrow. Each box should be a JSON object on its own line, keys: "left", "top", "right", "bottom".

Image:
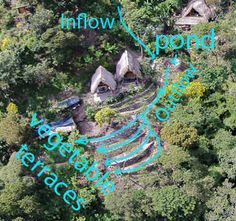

{"left": 108, "top": 132, "right": 152, "bottom": 165}
{"left": 117, "top": 6, "right": 156, "bottom": 61}
{"left": 96, "top": 123, "right": 146, "bottom": 154}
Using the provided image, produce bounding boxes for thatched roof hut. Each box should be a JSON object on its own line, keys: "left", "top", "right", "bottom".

{"left": 176, "top": 0, "right": 213, "bottom": 27}
{"left": 90, "top": 66, "right": 117, "bottom": 94}
{"left": 11, "top": 0, "right": 30, "bottom": 14}
{"left": 11, "top": 0, "right": 29, "bottom": 8}
{"left": 115, "top": 50, "right": 142, "bottom": 82}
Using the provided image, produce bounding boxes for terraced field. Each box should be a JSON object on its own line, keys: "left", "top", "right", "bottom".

{"left": 91, "top": 120, "right": 160, "bottom": 173}
{"left": 112, "top": 84, "right": 159, "bottom": 114}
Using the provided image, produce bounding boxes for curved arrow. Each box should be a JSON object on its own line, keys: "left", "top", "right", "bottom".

{"left": 89, "top": 116, "right": 141, "bottom": 143}
{"left": 114, "top": 137, "right": 161, "bottom": 174}
{"left": 91, "top": 62, "right": 170, "bottom": 145}
{"left": 96, "top": 122, "right": 146, "bottom": 154}
{"left": 106, "top": 131, "right": 152, "bottom": 166}
{"left": 114, "top": 117, "right": 161, "bottom": 174}
{"left": 117, "top": 6, "right": 156, "bottom": 61}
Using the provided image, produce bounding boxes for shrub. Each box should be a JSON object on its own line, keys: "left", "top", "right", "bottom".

{"left": 184, "top": 81, "right": 206, "bottom": 98}
{"left": 95, "top": 107, "right": 117, "bottom": 126}
{"left": 140, "top": 60, "right": 156, "bottom": 77}
{"left": 0, "top": 114, "right": 23, "bottom": 145}
{"left": 160, "top": 122, "right": 198, "bottom": 148}
{"left": 106, "top": 96, "right": 117, "bottom": 105}
{"left": 6, "top": 102, "right": 18, "bottom": 114}
{"left": 85, "top": 106, "right": 98, "bottom": 121}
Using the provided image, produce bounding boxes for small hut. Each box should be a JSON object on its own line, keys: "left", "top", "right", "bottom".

{"left": 11, "top": 0, "right": 31, "bottom": 15}
{"left": 176, "top": 0, "right": 214, "bottom": 30}
{"left": 115, "top": 50, "right": 143, "bottom": 85}
{"left": 91, "top": 66, "right": 117, "bottom": 102}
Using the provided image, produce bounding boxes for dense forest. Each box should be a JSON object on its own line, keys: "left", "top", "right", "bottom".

{"left": 0, "top": 0, "right": 236, "bottom": 221}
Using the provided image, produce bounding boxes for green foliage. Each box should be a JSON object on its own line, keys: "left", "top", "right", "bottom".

{"left": 158, "top": 145, "right": 194, "bottom": 171}
{"left": 200, "top": 66, "right": 228, "bottom": 90}
{"left": 85, "top": 105, "right": 98, "bottom": 121}
{"left": 169, "top": 98, "right": 206, "bottom": 130}
{"left": 0, "top": 153, "right": 41, "bottom": 220}
{"left": 0, "top": 113, "right": 23, "bottom": 145}
{"left": 206, "top": 180, "right": 236, "bottom": 221}
{"left": 0, "top": 139, "right": 10, "bottom": 165}
{"left": 101, "top": 41, "right": 119, "bottom": 54}
{"left": 106, "top": 185, "right": 199, "bottom": 221}
{"left": 0, "top": 5, "right": 15, "bottom": 32}
{"left": 95, "top": 107, "right": 117, "bottom": 126}
{"left": 218, "top": 147, "right": 236, "bottom": 180}
{"left": 211, "top": 129, "right": 236, "bottom": 151}
{"left": 0, "top": 152, "right": 71, "bottom": 221}
{"left": 0, "top": 1, "right": 236, "bottom": 220}
{"left": 29, "top": 6, "right": 54, "bottom": 35}
{"left": 0, "top": 48, "right": 22, "bottom": 90}
{"left": 105, "top": 189, "right": 149, "bottom": 221}
{"left": 0, "top": 152, "right": 22, "bottom": 183}
{"left": 141, "top": 59, "right": 158, "bottom": 79}
{"left": 150, "top": 186, "right": 199, "bottom": 221}
{"left": 24, "top": 60, "right": 55, "bottom": 87}
{"left": 0, "top": 181, "right": 41, "bottom": 220}
{"left": 41, "top": 29, "right": 80, "bottom": 67}
{"left": 160, "top": 122, "right": 199, "bottom": 148}
{"left": 105, "top": 96, "right": 118, "bottom": 105}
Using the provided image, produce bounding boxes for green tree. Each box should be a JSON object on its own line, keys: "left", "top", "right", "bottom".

{"left": 0, "top": 152, "right": 22, "bottom": 183}
{"left": 29, "top": 6, "right": 54, "bottom": 35}
{"left": 218, "top": 147, "right": 236, "bottom": 180}
{"left": 160, "top": 122, "right": 199, "bottom": 148}
{"left": 105, "top": 189, "right": 149, "bottom": 221}
{"left": 200, "top": 66, "right": 228, "bottom": 90}
{"left": 149, "top": 186, "right": 199, "bottom": 221}
{"left": 211, "top": 129, "right": 236, "bottom": 151}
{"left": 206, "top": 179, "right": 236, "bottom": 221}
{"left": 0, "top": 153, "right": 41, "bottom": 220}
{"left": 158, "top": 145, "right": 193, "bottom": 171}
{"left": 0, "top": 48, "right": 22, "bottom": 90}
{"left": 169, "top": 98, "right": 206, "bottom": 131}
{"left": 41, "top": 28, "right": 80, "bottom": 67}
{"left": 0, "top": 113, "right": 23, "bottom": 145}
{"left": 120, "top": 0, "right": 182, "bottom": 56}
{"left": 0, "top": 181, "right": 42, "bottom": 220}
{"left": 0, "top": 139, "right": 10, "bottom": 165}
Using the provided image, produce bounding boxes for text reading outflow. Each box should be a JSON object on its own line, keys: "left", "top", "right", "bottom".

{"left": 61, "top": 13, "right": 115, "bottom": 30}
{"left": 156, "top": 64, "right": 198, "bottom": 122}
{"left": 15, "top": 113, "right": 115, "bottom": 212}
{"left": 156, "top": 28, "right": 215, "bottom": 55}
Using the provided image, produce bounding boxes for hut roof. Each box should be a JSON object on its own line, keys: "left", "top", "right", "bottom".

{"left": 90, "top": 66, "right": 117, "bottom": 94}
{"left": 176, "top": 0, "right": 213, "bottom": 25}
{"left": 176, "top": 16, "right": 207, "bottom": 25}
{"left": 115, "top": 50, "right": 142, "bottom": 81}
{"left": 11, "top": 0, "right": 29, "bottom": 8}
